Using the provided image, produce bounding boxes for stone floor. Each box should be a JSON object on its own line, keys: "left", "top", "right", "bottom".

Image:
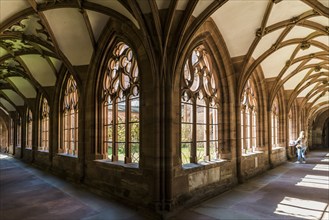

{"left": 171, "top": 149, "right": 329, "bottom": 220}
{"left": 0, "top": 154, "right": 144, "bottom": 220}
{"left": 0, "top": 149, "right": 328, "bottom": 220}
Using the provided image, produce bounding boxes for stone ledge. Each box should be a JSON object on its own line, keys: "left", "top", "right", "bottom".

{"left": 272, "top": 146, "right": 285, "bottom": 152}
{"left": 181, "top": 159, "right": 228, "bottom": 173}
{"left": 37, "top": 150, "right": 49, "bottom": 153}
{"left": 57, "top": 153, "right": 78, "bottom": 158}
{"left": 242, "top": 151, "right": 264, "bottom": 157}
{"left": 94, "top": 159, "right": 139, "bottom": 169}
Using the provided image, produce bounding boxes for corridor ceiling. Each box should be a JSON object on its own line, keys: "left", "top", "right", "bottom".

{"left": 0, "top": 0, "right": 328, "bottom": 122}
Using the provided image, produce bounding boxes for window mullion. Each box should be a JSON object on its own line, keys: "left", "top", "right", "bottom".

{"left": 75, "top": 109, "right": 78, "bottom": 155}
{"left": 243, "top": 110, "right": 247, "bottom": 152}
{"left": 102, "top": 104, "right": 107, "bottom": 155}
{"left": 191, "top": 100, "right": 197, "bottom": 163}
{"left": 205, "top": 105, "right": 210, "bottom": 161}
{"left": 249, "top": 108, "right": 252, "bottom": 150}
{"left": 67, "top": 111, "right": 70, "bottom": 154}
{"left": 125, "top": 98, "right": 131, "bottom": 163}
{"left": 112, "top": 100, "right": 118, "bottom": 161}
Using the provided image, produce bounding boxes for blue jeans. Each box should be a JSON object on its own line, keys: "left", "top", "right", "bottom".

{"left": 297, "top": 147, "right": 306, "bottom": 162}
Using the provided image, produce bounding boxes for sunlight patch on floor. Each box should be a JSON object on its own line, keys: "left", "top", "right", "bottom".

{"left": 0, "top": 154, "right": 9, "bottom": 159}
{"left": 321, "top": 158, "right": 329, "bottom": 162}
{"left": 313, "top": 164, "right": 329, "bottom": 171}
{"left": 274, "top": 197, "right": 328, "bottom": 219}
{"left": 296, "top": 175, "right": 329, "bottom": 190}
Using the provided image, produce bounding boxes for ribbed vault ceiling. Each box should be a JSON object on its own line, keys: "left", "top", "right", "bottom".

{"left": 0, "top": 0, "right": 328, "bottom": 123}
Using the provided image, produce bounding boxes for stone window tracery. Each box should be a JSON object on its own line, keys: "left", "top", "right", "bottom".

{"left": 241, "top": 80, "right": 257, "bottom": 153}
{"left": 181, "top": 45, "right": 220, "bottom": 164}
{"left": 62, "top": 74, "right": 79, "bottom": 156}
{"left": 40, "top": 97, "right": 49, "bottom": 151}
{"left": 26, "top": 109, "right": 32, "bottom": 149}
{"left": 102, "top": 42, "right": 140, "bottom": 164}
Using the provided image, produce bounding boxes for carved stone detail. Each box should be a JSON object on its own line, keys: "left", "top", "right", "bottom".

{"left": 0, "top": 39, "right": 33, "bottom": 53}
{"left": 4, "top": 14, "right": 53, "bottom": 45}
{"left": 314, "top": 65, "right": 321, "bottom": 72}
{"left": 0, "top": 59, "right": 25, "bottom": 79}
{"left": 300, "top": 41, "right": 310, "bottom": 50}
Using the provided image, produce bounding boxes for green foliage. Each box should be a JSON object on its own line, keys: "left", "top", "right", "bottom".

{"left": 107, "top": 115, "right": 140, "bottom": 163}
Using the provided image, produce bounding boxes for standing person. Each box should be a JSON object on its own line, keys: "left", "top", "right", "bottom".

{"left": 295, "top": 131, "right": 307, "bottom": 163}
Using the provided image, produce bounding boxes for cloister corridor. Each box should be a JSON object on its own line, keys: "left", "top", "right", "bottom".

{"left": 1, "top": 149, "right": 328, "bottom": 220}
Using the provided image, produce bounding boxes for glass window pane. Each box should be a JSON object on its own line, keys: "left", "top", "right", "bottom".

{"left": 106, "top": 142, "right": 112, "bottom": 159}
{"left": 130, "top": 143, "right": 139, "bottom": 163}
{"left": 107, "top": 104, "right": 113, "bottom": 125}
{"left": 181, "top": 103, "right": 193, "bottom": 123}
{"left": 105, "top": 125, "right": 112, "bottom": 141}
{"left": 196, "top": 124, "right": 206, "bottom": 142}
{"left": 196, "top": 142, "right": 206, "bottom": 162}
{"left": 209, "top": 124, "right": 218, "bottom": 141}
{"left": 130, "top": 123, "right": 139, "bottom": 142}
{"left": 210, "top": 141, "right": 218, "bottom": 160}
{"left": 117, "top": 124, "right": 125, "bottom": 142}
{"left": 181, "top": 123, "right": 192, "bottom": 142}
{"left": 181, "top": 143, "right": 191, "bottom": 164}
{"left": 130, "top": 97, "right": 139, "bottom": 122}
{"left": 117, "top": 102, "right": 126, "bottom": 124}
{"left": 196, "top": 105, "right": 206, "bottom": 124}
{"left": 209, "top": 107, "right": 218, "bottom": 125}
{"left": 118, "top": 143, "right": 125, "bottom": 161}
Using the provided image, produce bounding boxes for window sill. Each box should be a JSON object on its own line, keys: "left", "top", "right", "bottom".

{"left": 272, "top": 146, "right": 284, "bottom": 151}
{"left": 242, "top": 151, "right": 263, "bottom": 157}
{"left": 182, "top": 159, "right": 227, "bottom": 171}
{"left": 57, "top": 153, "right": 77, "bottom": 158}
{"left": 94, "top": 159, "right": 139, "bottom": 169}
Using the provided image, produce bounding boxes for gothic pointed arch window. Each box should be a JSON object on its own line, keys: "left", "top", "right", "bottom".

{"left": 181, "top": 44, "right": 220, "bottom": 165}
{"left": 271, "top": 97, "right": 279, "bottom": 148}
{"left": 61, "top": 74, "right": 79, "bottom": 156}
{"left": 39, "top": 97, "right": 49, "bottom": 151}
{"left": 26, "top": 108, "right": 33, "bottom": 149}
{"left": 102, "top": 42, "right": 140, "bottom": 164}
{"left": 241, "top": 80, "right": 257, "bottom": 153}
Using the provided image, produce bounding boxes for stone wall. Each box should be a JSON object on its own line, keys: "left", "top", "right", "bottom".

{"left": 270, "top": 147, "right": 287, "bottom": 167}
{"left": 240, "top": 151, "right": 269, "bottom": 181}
{"left": 84, "top": 161, "right": 152, "bottom": 208}
{"left": 34, "top": 151, "right": 51, "bottom": 170}
{"left": 174, "top": 160, "right": 236, "bottom": 208}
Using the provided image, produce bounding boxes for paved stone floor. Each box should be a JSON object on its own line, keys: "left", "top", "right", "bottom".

{"left": 171, "top": 149, "right": 329, "bottom": 220}
{"left": 0, "top": 154, "right": 144, "bottom": 220}
{"left": 0, "top": 149, "right": 328, "bottom": 220}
